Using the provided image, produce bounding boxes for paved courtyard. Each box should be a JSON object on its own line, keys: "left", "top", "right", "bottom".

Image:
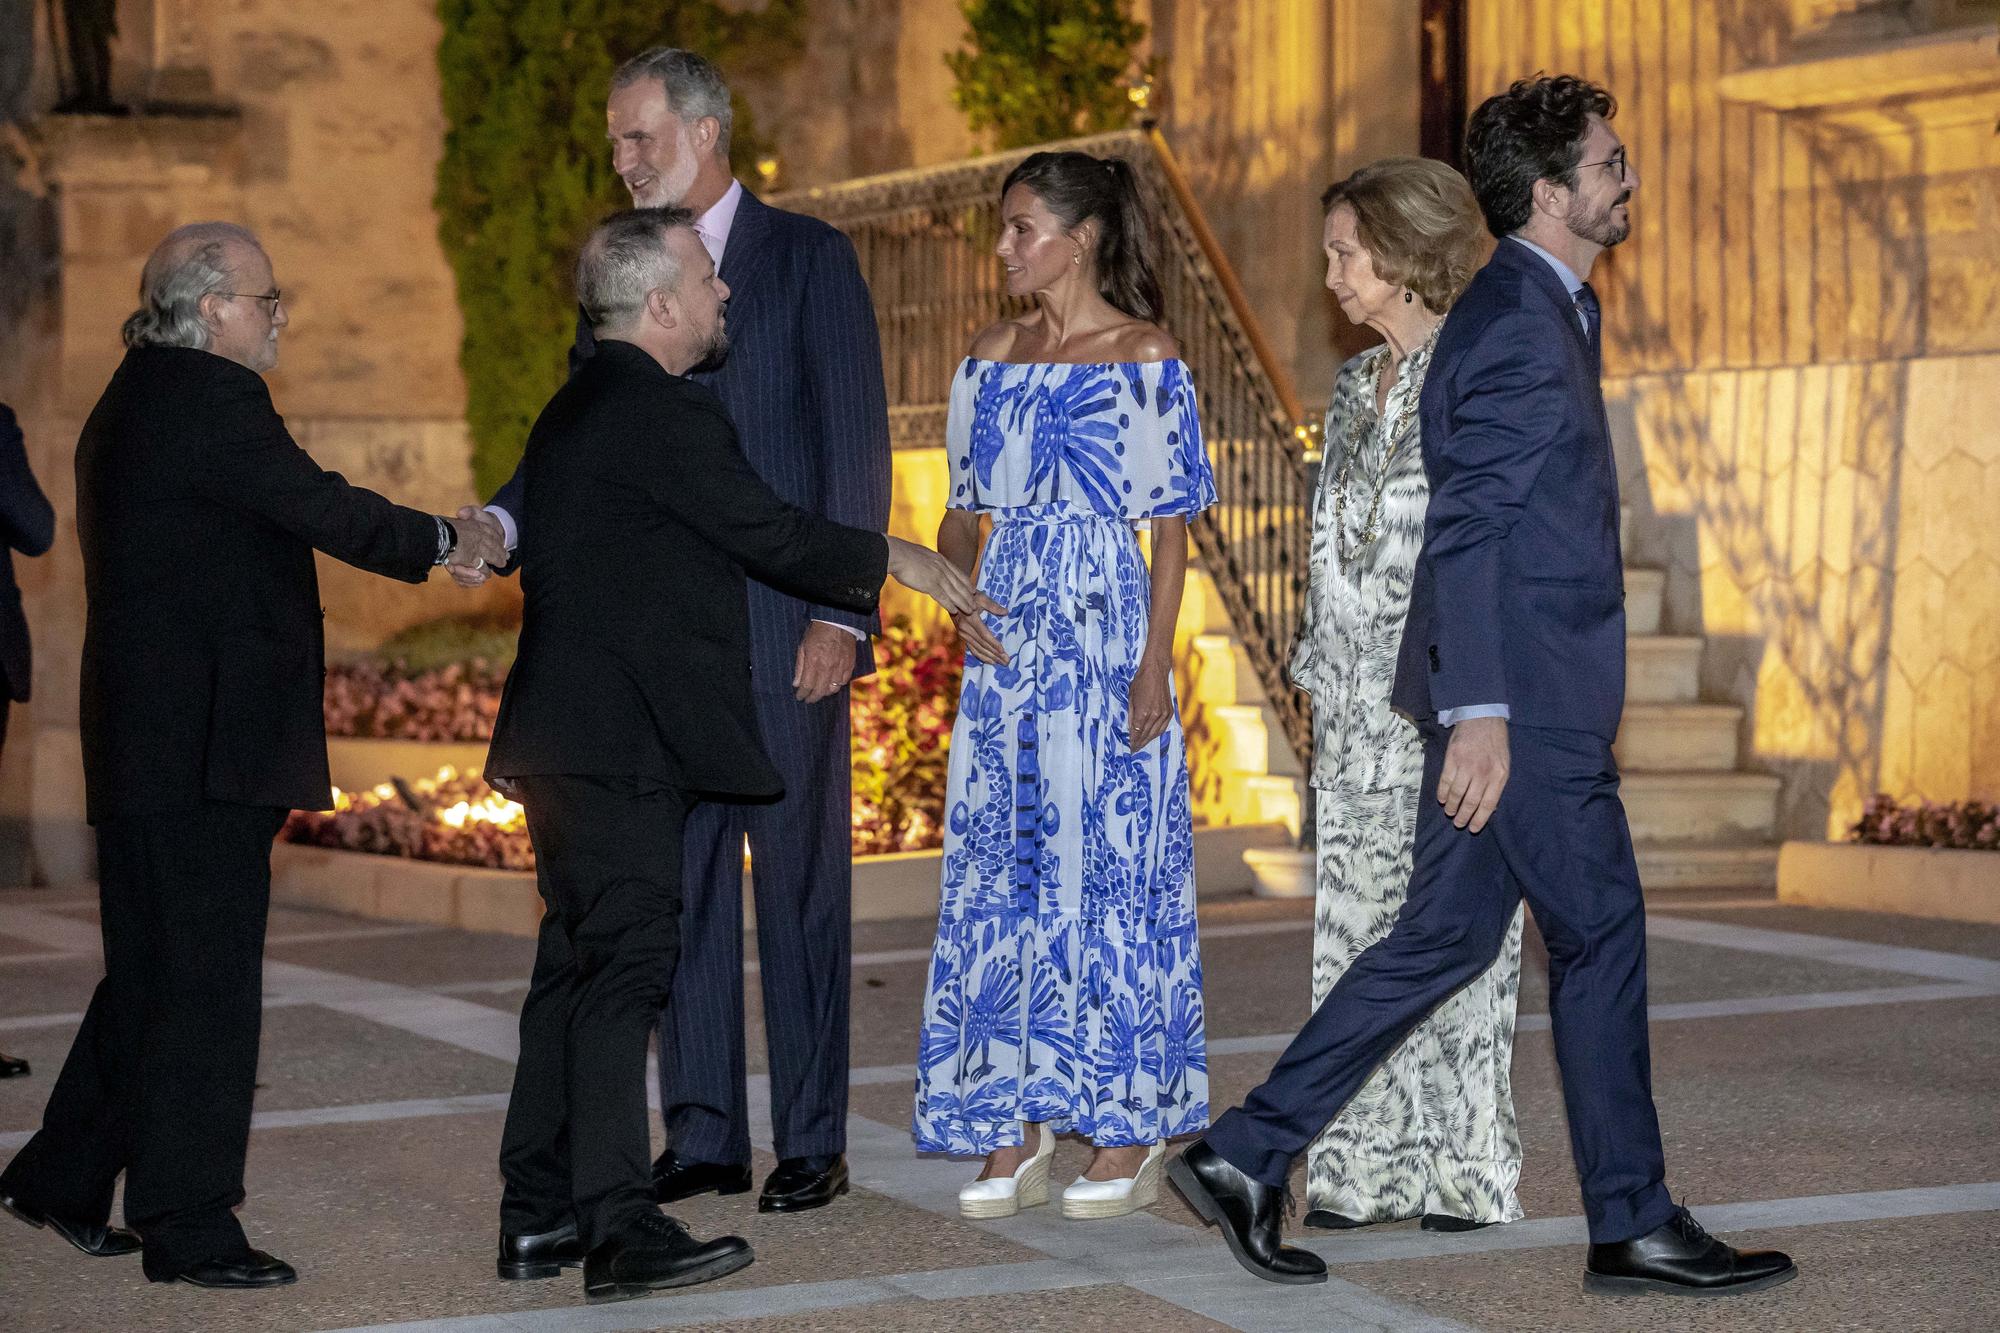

{"left": 1, "top": 880, "right": 1996, "bottom": 1332}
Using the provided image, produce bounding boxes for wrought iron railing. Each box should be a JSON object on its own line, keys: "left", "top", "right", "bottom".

{"left": 775, "top": 127, "right": 1316, "bottom": 772}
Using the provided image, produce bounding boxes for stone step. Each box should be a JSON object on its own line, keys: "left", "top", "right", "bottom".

{"left": 1633, "top": 843, "right": 1780, "bottom": 892}
{"left": 1626, "top": 636, "right": 1704, "bottom": 703}
{"left": 1621, "top": 771, "right": 1780, "bottom": 845}
{"left": 1219, "top": 771, "right": 1304, "bottom": 839}
{"left": 1625, "top": 567, "right": 1664, "bottom": 637}
{"left": 1615, "top": 703, "right": 1743, "bottom": 772}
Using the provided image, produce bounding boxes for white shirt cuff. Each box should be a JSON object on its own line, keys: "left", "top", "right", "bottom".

{"left": 812, "top": 619, "right": 867, "bottom": 641}
{"left": 484, "top": 504, "right": 518, "bottom": 551}
{"left": 1437, "top": 703, "right": 1510, "bottom": 727}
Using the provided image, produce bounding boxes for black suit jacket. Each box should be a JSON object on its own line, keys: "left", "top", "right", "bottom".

{"left": 75, "top": 348, "right": 439, "bottom": 821}
{"left": 492, "top": 187, "right": 893, "bottom": 689}
{"left": 485, "top": 340, "right": 888, "bottom": 797}
{"left": 0, "top": 403, "right": 54, "bottom": 703}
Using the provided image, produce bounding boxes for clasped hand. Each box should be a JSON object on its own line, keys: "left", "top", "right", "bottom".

{"left": 444, "top": 506, "right": 507, "bottom": 588}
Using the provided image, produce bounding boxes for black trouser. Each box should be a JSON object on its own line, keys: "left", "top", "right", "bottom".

{"left": 0, "top": 802, "right": 286, "bottom": 1280}
{"left": 499, "top": 775, "right": 688, "bottom": 1249}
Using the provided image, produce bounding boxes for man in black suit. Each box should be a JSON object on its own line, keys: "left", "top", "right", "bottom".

{"left": 486, "top": 208, "right": 991, "bottom": 1304}
{"left": 0, "top": 399, "right": 53, "bottom": 1081}
{"left": 471, "top": 49, "right": 893, "bottom": 1213}
{"left": 0, "top": 223, "right": 504, "bottom": 1288}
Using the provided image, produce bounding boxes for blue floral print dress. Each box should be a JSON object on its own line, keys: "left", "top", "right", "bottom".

{"left": 913, "top": 357, "right": 1217, "bottom": 1155}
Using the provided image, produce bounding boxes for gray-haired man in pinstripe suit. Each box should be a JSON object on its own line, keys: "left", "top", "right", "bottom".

{"left": 478, "top": 48, "right": 891, "bottom": 1215}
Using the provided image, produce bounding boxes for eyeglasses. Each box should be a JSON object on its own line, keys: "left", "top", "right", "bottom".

{"left": 1577, "top": 147, "right": 1629, "bottom": 184}
{"left": 221, "top": 290, "right": 284, "bottom": 308}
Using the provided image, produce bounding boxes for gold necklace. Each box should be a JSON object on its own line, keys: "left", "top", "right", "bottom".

{"left": 1329, "top": 336, "right": 1431, "bottom": 568}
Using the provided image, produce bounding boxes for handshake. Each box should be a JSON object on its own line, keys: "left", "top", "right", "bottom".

{"left": 441, "top": 506, "right": 508, "bottom": 588}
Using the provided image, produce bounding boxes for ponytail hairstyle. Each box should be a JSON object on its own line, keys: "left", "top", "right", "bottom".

{"left": 1000, "top": 151, "right": 1164, "bottom": 322}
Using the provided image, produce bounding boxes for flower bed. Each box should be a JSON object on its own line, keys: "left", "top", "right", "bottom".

{"left": 283, "top": 766, "right": 533, "bottom": 870}
{"left": 1850, "top": 794, "right": 2000, "bottom": 850}
{"left": 302, "top": 615, "right": 962, "bottom": 865}
{"left": 849, "top": 616, "right": 961, "bottom": 854}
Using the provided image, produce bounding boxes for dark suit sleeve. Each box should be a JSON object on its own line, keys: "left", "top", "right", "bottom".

{"left": 1423, "top": 310, "right": 1564, "bottom": 714}
{"left": 796, "top": 228, "right": 892, "bottom": 635}
{"left": 192, "top": 370, "right": 439, "bottom": 584}
{"left": 652, "top": 401, "right": 887, "bottom": 614}
{"left": 484, "top": 306, "right": 595, "bottom": 573}
{"left": 0, "top": 406, "right": 54, "bottom": 558}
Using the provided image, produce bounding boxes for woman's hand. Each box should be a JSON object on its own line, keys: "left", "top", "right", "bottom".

{"left": 953, "top": 609, "right": 1009, "bottom": 666}
{"left": 1127, "top": 658, "right": 1175, "bottom": 752}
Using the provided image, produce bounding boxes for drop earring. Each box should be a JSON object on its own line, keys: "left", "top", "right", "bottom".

{"left": 1404, "top": 290, "right": 1414, "bottom": 304}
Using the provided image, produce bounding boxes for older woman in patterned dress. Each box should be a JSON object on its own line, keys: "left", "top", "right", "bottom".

{"left": 1291, "top": 158, "right": 1524, "bottom": 1233}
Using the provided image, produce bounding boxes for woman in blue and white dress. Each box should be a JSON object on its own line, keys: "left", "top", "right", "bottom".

{"left": 914, "top": 151, "right": 1216, "bottom": 1221}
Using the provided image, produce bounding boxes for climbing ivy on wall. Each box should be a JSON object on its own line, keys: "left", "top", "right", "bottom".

{"left": 946, "top": 0, "right": 1151, "bottom": 150}
{"left": 435, "top": 1, "right": 803, "bottom": 497}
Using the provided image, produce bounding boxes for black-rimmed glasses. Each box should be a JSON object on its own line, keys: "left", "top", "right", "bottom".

{"left": 1578, "top": 147, "right": 1628, "bottom": 184}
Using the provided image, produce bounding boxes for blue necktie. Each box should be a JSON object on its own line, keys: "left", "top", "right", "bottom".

{"left": 1575, "top": 282, "right": 1602, "bottom": 361}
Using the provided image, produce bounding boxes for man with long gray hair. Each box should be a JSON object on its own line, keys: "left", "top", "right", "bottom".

{"left": 475, "top": 46, "right": 893, "bottom": 1218}
{"left": 0, "top": 222, "right": 505, "bottom": 1289}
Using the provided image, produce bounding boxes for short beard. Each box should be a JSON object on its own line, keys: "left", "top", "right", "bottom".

{"left": 633, "top": 126, "right": 703, "bottom": 208}
{"left": 689, "top": 325, "right": 730, "bottom": 375}
{"left": 1567, "top": 189, "right": 1632, "bottom": 248}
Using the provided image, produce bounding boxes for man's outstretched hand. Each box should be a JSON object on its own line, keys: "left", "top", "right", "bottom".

{"left": 1439, "top": 714, "right": 1509, "bottom": 834}
{"left": 885, "top": 535, "right": 1005, "bottom": 622}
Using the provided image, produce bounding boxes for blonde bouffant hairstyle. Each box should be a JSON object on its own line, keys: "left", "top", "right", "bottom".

{"left": 1320, "top": 157, "right": 1489, "bottom": 315}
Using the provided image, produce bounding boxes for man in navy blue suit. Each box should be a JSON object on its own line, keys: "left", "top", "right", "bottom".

{"left": 477, "top": 48, "right": 890, "bottom": 1215}
{"left": 1168, "top": 77, "right": 1796, "bottom": 1297}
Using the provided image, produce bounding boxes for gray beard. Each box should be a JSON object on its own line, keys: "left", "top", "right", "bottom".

{"left": 689, "top": 326, "right": 730, "bottom": 375}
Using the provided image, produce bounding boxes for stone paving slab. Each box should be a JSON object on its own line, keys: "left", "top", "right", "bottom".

{"left": 1334, "top": 1209, "right": 1997, "bottom": 1332}
{"left": 2, "top": 890, "right": 1996, "bottom": 1331}
{"left": 686, "top": 1283, "right": 1236, "bottom": 1332}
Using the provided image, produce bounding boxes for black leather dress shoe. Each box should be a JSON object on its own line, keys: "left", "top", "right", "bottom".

{"left": 1166, "top": 1140, "right": 1327, "bottom": 1285}
{"left": 175, "top": 1249, "right": 298, "bottom": 1288}
{"left": 0, "top": 1191, "right": 142, "bottom": 1257}
{"left": 583, "top": 1211, "right": 753, "bottom": 1303}
{"left": 0, "top": 1051, "right": 27, "bottom": 1078}
{"left": 498, "top": 1219, "right": 584, "bottom": 1280}
{"left": 651, "top": 1149, "right": 753, "bottom": 1205}
{"left": 1421, "top": 1213, "right": 1495, "bottom": 1233}
{"left": 1585, "top": 1207, "right": 1796, "bottom": 1297}
{"left": 758, "top": 1155, "right": 848, "bottom": 1213}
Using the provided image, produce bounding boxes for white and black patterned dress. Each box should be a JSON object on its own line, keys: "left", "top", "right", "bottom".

{"left": 1290, "top": 340, "right": 1525, "bottom": 1225}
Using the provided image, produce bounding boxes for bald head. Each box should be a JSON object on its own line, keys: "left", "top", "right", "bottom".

{"left": 123, "top": 222, "right": 288, "bottom": 373}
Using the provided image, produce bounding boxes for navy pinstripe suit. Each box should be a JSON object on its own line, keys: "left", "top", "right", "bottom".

{"left": 490, "top": 187, "right": 892, "bottom": 1164}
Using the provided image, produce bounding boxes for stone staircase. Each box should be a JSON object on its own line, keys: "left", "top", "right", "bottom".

{"left": 1175, "top": 511, "right": 1781, "bottom": 893}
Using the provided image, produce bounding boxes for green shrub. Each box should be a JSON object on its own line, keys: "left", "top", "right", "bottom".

{"left": 435, "top": 1, "right": 805, "bottom": 498}
{"left": 374, "top": 610, "right": 522, "bottom": 674}
{"left": 946, "top": 0, "right": 1151, "bottom": 149}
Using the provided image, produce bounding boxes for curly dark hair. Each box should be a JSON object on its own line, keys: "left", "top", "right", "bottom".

{"left": 1464, "top": 74, "right": 1617, "bottom": 237}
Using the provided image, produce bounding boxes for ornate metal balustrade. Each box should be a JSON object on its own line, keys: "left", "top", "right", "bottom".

{"left": 774, "top": 127, "right": 1316, "bottom": 774}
